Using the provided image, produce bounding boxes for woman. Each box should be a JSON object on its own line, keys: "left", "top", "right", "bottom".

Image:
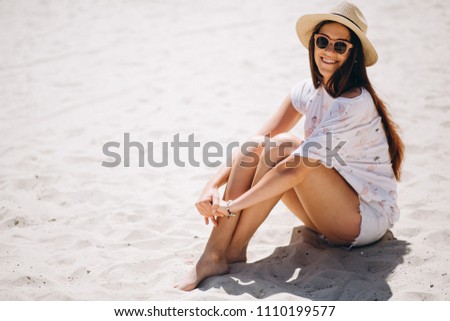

{"left": 175, "top": 2, "right": 404, "bottom": 291}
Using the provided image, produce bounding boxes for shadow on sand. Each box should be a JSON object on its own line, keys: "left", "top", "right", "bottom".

{"left": 199, "top": 226, "right": 410, "bottom": 300}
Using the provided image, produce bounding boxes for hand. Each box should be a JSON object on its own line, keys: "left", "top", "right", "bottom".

{"left": 195, "top": 185, "right": 225, "bottom": 226}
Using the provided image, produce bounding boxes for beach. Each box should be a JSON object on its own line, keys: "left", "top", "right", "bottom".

{"left": 0, "top": 0, "right": 449, "bottom": 301}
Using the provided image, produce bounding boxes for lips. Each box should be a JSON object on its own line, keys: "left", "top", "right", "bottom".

{"left": 321, "top": 57, "right": 338, "bottom": 64}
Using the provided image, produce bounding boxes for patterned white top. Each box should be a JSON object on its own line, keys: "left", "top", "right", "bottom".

{"left": 290, "top": 79, "right": 399, "bottom": 226}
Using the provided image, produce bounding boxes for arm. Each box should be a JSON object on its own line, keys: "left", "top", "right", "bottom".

{"left": 219, "top": 156, "right": 321, "bottom": 215}
{"left": 254, "top": 94, "right": 303, "bottom": 137}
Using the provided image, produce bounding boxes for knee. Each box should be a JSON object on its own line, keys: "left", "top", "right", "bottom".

{"left": 270, "top": 133, "right": 302, "bottom": 156}
{"left": 239, "top": 133, "right": 302, "bottom": 168}
{"left": 272, "top": 132, "right": 302, "bottom": 146}
{"left": 257, "top": 133, "right": 303, "bottom": 167}
{"left": 237, "top": 135, "right": 267, "bottom": 168}
{"left": 275, "top": 155, "right": 321, "bottom": 183}
{"left": 275, "top": 156, "right": 305, "bottom": 181}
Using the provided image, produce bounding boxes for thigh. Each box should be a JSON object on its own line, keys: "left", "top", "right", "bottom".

{"left": 294, "top": 165, "right": 361, "bottom": 245}
{"left": 281, "top": 188, "right": 319, "bottom": 232}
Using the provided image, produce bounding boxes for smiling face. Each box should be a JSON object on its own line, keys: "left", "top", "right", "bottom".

{"left": 313, "top": 22, "right": 352, "bottom": 84}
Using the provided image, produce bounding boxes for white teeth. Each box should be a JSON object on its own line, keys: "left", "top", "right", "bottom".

{"left": 322, "top": 58, "right": 337, "bottom": 64}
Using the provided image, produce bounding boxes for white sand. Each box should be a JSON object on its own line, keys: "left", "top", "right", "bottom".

{"left": 0, "top": 0, "right": 449, "bottom": 300}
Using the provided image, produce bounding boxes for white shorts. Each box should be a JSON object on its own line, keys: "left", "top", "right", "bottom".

{"left": 350, "top": 199, "right": 391, "bottom": 247}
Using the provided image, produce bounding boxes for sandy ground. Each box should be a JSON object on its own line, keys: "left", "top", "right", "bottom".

{"left": 0, "top": 0, "right": 449, "bottom": 300}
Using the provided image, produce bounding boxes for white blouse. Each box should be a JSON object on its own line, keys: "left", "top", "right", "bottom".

{"left": 290, "top": 79, "right": 399, "bottom": 226}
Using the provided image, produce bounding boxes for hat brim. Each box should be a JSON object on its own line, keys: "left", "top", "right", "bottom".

{"left": 296, "top": 13, "right": 378, "bottom": 67}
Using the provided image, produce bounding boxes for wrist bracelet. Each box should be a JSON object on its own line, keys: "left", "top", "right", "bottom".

{"left": 226, "top": 200, "right": 237, "bottom": 219}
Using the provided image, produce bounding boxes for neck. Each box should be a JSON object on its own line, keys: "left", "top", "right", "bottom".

{"left": 322, "top": 76, "right": 331, "bottom": 87}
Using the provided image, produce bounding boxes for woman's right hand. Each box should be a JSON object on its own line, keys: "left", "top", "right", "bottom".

{"left": 195, "top": 185, "right": 224, "bottom": 226}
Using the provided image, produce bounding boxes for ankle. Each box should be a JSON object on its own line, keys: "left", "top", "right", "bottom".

{"left": 226, "top": 250, "right": 247, "bottom": 264}
{"left": 201, "top": 250, "right": 227, "bottom": 264}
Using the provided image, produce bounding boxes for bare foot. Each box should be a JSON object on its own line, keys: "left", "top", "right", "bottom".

{"left": 174, "top": 254, "right": 229, "bottom": 291}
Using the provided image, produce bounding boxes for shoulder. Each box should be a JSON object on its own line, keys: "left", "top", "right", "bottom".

{"left": 291, "top": 78, "right": 315, "bottom": 96}
{"left": 291, "top": 78, "right": 316, "bottom": 113}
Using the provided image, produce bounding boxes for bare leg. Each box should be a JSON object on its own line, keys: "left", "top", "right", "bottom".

{"left": 225, "top": 147, "right": 363, "bottom": 245}
{"left": 226, "top": 134, "right": 302, "bottom": 262}
{"left": 175, "top": 134, "right": 362, "bottom": 291}
{"left": 174, "top": 136, "right": 267, "bottom": 291}
{"left": 174, "top": 134, "right": 300, "bottom": 290}
{"left": 280, "top": 167, "right": 360, "bottom": 244}
{"left": 228, "top": 153, "right": 362, "bottom": 245}
{"left": 281, "top": 188, "right": 319, "bottom": 232}
{"left": 292, "top": 165, "right": 361, "bottom": 244}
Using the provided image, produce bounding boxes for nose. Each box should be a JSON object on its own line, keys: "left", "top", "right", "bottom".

{"left": 324, "top": 42, "right": 335, "bottom": 54}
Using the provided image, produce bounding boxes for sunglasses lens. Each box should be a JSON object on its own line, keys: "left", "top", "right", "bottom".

{"left": 334, "top": 42, "right": 348, "bottom": 54}
{"left": 316, "top": 36, "right": 329, "bottom": 49}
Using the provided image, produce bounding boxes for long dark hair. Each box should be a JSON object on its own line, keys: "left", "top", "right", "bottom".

{"left": 309, "top": 21, "right": 404, "bottom": 180}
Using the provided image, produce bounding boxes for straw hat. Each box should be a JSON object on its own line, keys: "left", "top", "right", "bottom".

{"left": 296, "top": 2, "right": 378, "bottom": 66}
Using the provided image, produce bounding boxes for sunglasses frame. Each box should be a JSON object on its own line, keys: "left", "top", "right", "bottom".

{"left": 313, "top": 33, "right": 353, "bottom": 55}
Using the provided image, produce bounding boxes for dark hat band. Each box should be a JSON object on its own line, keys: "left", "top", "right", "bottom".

{"left": 331, "top": 12, "right": 362, "bottom": 31}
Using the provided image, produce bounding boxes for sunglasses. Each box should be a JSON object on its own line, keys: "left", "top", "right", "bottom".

{"left": 313, "top": 34, "right": 353, "bottom": 55}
